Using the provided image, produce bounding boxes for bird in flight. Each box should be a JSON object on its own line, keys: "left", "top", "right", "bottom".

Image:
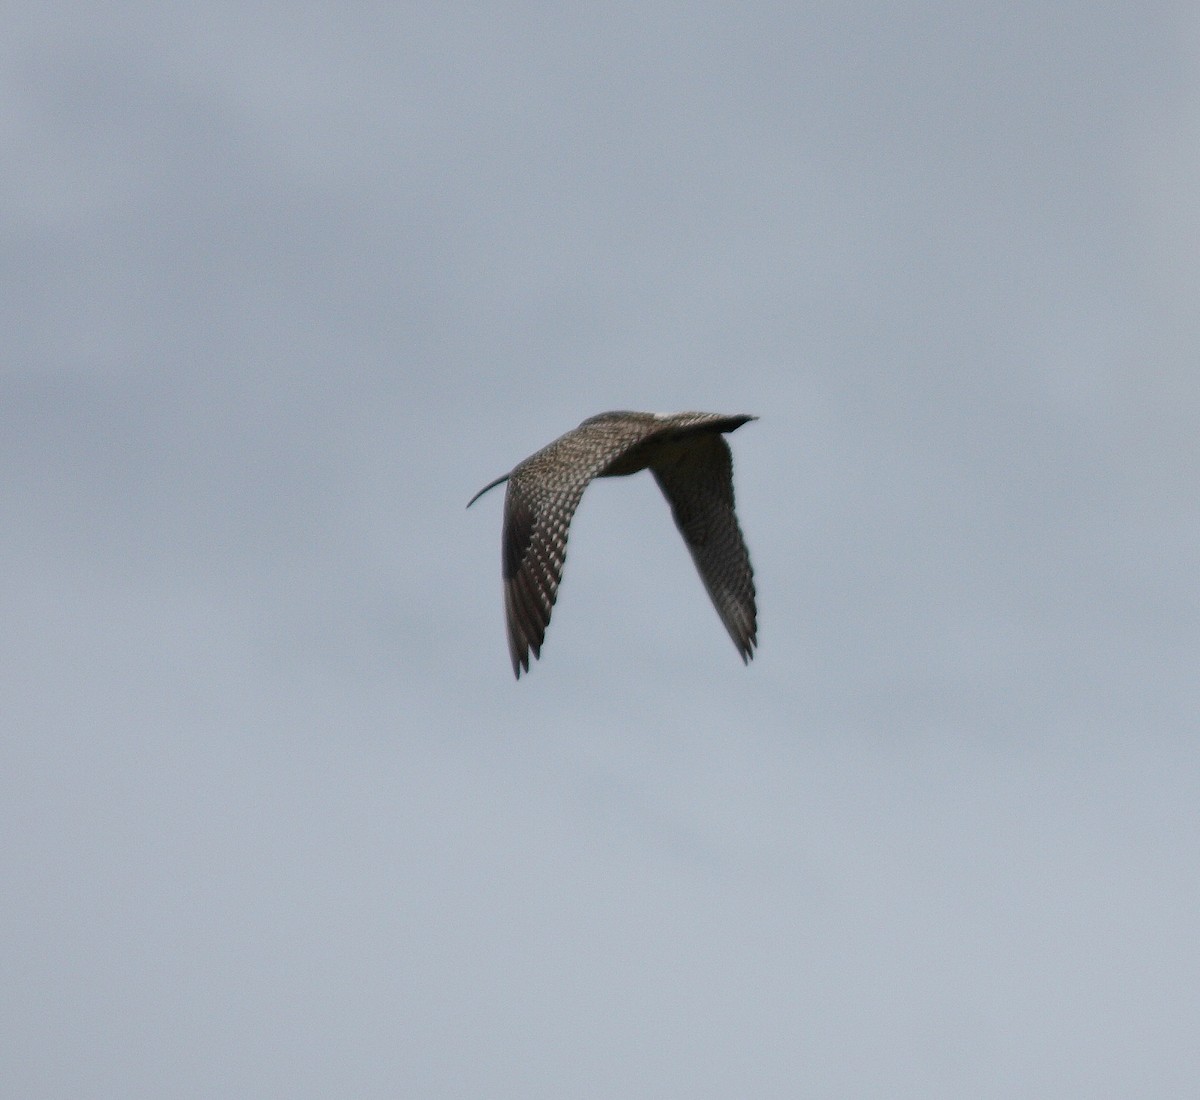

{"left": 468, "top": 410, "right": 758, "bottom": 677}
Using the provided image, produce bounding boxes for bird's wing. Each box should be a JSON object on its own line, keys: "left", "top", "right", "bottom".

{"left": 500, "top": 417, "right": 667, "bottom": 677}
{"left": 650, "top": 435, "right": 758, "bottom": 662}
{"left": 500, "top": 475, "right": 582, "bottom": 678}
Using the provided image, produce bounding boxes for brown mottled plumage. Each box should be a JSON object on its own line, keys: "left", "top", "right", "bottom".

{"left": 468, "top": 411, "right": 758, "bottom": 678}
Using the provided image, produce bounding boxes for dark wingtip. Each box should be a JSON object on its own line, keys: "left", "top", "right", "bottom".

{"left": 467, "top": 473, "right": 510, "bottom": 509}
{"left": 736, "top": 634, "right": 756, "bottom": 664}
{"left": 710, "top": 413, "right": 757, "bottom": 435}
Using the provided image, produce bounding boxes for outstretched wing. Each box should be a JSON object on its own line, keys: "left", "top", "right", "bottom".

{"left": 500, "top": 475, "right": 582, "bottom": 677}
{"left": 651, "top": 435, "right": 757, "bottom": 662}
{"left": 499, "top": 416, "right": 667, "bottom": 677}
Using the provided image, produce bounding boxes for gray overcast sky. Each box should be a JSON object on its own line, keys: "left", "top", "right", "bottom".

{"left": 3, "top": 3, "right": 1199, "bottom": 1096}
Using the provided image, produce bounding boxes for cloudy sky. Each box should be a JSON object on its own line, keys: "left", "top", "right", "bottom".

{"left": 4, "top": 3, "right": 1199, "bottom": 1095}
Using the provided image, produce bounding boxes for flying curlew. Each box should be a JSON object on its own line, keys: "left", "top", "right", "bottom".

{"left": 468, "top": 410, "right": 758, "bottom": 677}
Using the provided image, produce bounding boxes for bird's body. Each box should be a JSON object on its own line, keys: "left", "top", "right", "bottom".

{"left": 469, "top": 410, "right": 758, "bottom": 677}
